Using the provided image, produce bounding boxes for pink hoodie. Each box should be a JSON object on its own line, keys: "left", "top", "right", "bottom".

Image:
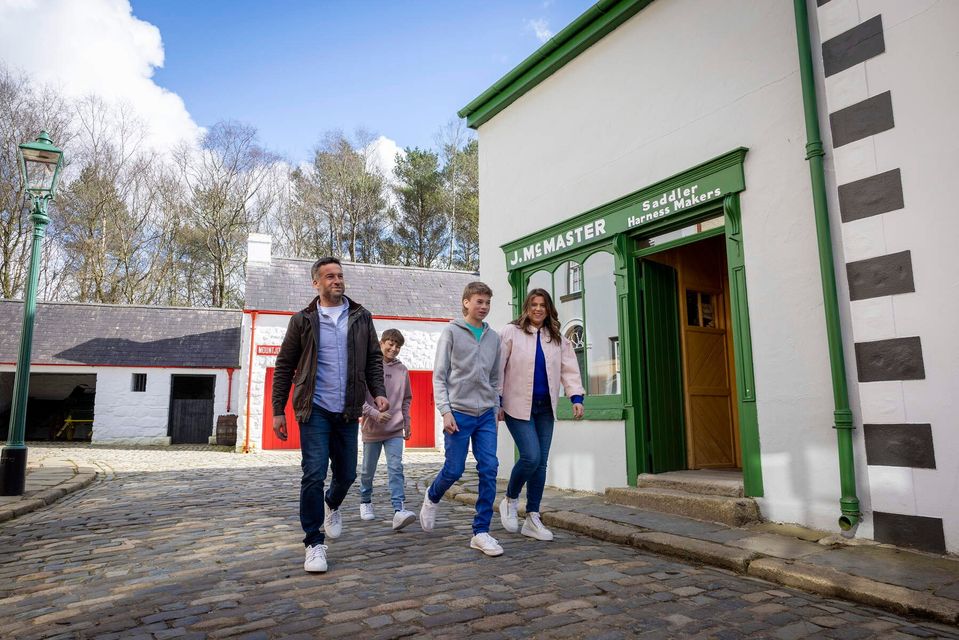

{"left": 361, "top": 358, "right": 412, "bottom": 443}
{"left": 498, "top": 323, "right": 585, "bottom": 421}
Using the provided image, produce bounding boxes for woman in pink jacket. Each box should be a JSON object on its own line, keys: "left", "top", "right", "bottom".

{"left": 497, "top": 288, "right": 585, "bottom": 541}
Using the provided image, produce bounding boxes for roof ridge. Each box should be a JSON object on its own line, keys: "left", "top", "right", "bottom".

{"left": 268, "top": 256, "right": 478, "bottom": 276}
{"left": 0, "top": 300, "right": 243, "bottom": 313}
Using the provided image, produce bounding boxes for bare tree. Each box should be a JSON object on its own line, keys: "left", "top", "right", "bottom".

{"left": 171, "top": 121, "right": 278, "bottom": 307}
{"left": 436, "top": 119, "right": 470, "bottom": 269}
{"left": 0, "top": 64, "right": 73, "bottom": 299}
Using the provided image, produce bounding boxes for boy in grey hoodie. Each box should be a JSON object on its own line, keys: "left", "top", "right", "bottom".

{"left": 420, "top": 282, "right": 504, "bottom": 557}
{"left": 359, "top": 329, "right": 417, "bottom": 531}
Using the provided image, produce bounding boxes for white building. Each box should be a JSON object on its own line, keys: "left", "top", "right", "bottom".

{"left": 235, "top": 234, "right": 478, "bottom": 452}
{"left": 0, "top": 301, "right": 241, "bottom": 446}
{"left": 460, "top": 0, "right": 959, "bottom": 554}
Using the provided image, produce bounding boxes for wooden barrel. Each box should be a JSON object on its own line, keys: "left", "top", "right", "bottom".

{"left": 215, "top": 414, "right": 238, "bottom": 446}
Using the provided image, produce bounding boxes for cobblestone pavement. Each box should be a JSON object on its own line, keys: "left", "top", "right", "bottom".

{"left": 1, "top": 446, "right": 956, "bottom": 639}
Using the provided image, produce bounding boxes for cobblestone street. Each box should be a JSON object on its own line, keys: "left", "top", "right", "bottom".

{"left": 0, "top": 445, "right": 956, "bottom": 639}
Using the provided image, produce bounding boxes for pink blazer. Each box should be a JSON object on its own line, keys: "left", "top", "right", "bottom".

{"left": 498, "top": 322, "right": 586, "bottom": 421}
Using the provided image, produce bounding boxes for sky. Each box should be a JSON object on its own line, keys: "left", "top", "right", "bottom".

{"left": 0, "top": 0, "right": 594, "bottom": 165}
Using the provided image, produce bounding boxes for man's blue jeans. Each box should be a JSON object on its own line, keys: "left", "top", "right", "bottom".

{"left": 300, "top": 404, "right": 358, "bottom": 547}
{"left": 504, "top": 396, "right": 554, "bottom": 513}
{"left": 359, "top": 436, "right": 406, "bottom": 511}
{"left": 427, "top": 409, "right": 498, "bottom": 535}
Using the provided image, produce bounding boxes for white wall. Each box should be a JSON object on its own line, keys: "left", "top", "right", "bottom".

{"left": 815, "top": 0, "right": 959, "bottom": 551}
{"left": 237, "top": 313, "right": 447, "bottom": 452}
{"left": 0, "top": 365, "right": 231, "bottom": 446}
{"left": 477, "top": 0, "right": 855, "bottom": 531}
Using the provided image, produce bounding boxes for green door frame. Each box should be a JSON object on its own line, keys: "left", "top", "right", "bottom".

{"left": 502, "top": 148, "right": 763, "bottom": 496}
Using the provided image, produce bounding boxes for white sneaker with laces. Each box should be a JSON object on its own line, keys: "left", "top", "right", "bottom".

{"left": 392, "top": 506, "right": 416, "bottom": 531}
{"left": 359, "top": 502, "right": 375, "bottom": 521}
{"left": 499, "top": 496, "right": 519, "bottom": 533}
{"left": 420, "top": 493, "right": 438, "bottom": 532}
{"left": 521, "top": 512, "right": 553, "bottom": 541}
{"left": 324, "top": 507, "right": 343, "bottom": 539}
{"left": 304, "top": 544, "right": 328, "bottom": 573}
{"left": 470, "top": 532, "right": 504, "bottom": 556}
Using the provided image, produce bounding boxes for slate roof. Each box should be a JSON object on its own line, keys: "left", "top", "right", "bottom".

{"left": 0, "top": 301, "right": 242, "bottom": 368}
{"left": 245, "top": 257, "right": 479, "bottom": 317}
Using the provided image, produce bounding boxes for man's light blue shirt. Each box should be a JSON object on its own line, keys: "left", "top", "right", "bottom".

{"left": 313, "top": 297, "right": 350, "bottom": 413}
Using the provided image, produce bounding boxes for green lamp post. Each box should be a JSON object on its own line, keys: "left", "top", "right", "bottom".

{"left": 0, "top": 131, "right": 63, "bottom": 496}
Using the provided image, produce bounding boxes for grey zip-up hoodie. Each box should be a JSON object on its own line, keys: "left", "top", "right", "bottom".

{"left": 433, "top": 318, "right": 501, "bottom": 417}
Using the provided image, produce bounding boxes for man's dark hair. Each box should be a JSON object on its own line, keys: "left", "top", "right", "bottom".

{"left": 381, "top": 328, "right": 405, "bottom": 346}
{"left": 311, "top": 256, "right": 342, "bottom": 280}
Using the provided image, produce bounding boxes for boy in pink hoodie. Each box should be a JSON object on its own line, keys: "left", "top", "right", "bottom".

{"left": 359, "top": 329, "right": 417, "bottom": 530}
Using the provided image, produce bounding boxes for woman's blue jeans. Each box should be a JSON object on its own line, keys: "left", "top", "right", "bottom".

{"left": 504, "top": 396, "right": 554, "bottom": 513}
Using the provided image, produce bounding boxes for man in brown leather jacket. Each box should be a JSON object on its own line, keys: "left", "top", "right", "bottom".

{"left": 271, "top": 256, "right": 388, "bottom": 573}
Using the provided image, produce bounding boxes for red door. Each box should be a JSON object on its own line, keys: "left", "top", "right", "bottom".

{"left": 407, "top": 371, "right": 435, "bottom": 448}
{"left": 262, "top": 367, "right": 300, "bottom": 450}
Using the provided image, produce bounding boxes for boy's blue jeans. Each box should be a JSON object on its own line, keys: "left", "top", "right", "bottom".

{"left": 504, "top": 396, "right": 555, "bottom": 513}
{"left": 300, "top": 404, "right": 358, "bottom": 547}
{"left": 427, "top": 408, "right": 498, "bottom": 535}
{"left": 359, "top": 436, "right": 406, "bottom": 511}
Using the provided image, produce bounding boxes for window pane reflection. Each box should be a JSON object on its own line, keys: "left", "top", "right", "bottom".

{"left": 583, "top": 252, "right": 619, "bottom": 395}
{"left": 637, "top": 214, "right": 724, "bottom": 249}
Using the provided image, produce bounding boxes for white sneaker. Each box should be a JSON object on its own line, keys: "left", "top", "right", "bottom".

{"left": 499, "top": 496, "right": 519, "bottom": 533}
{"left": 470, "top": 532, "right": 504, "bottom": 557}
{"left": 304, "top": 544, "right": 328, "bottom": 573}
{"left": 420, "top": 493, "right": 438, "bottom": 532}
{"left": 392, "top": 507, "right": 416, "bottom": 531}
{"left": 521, "top": 512, "right": 554, "bottom": 541}
{"left": 359, "top": 503, "right": 375, "bottom": 521}
{"left": 324, "top": 507, "right": 342, "bottom": 539}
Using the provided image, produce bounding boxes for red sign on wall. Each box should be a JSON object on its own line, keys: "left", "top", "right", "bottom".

{"left": 256, "top": 345, "right": 281, "bottom": 356}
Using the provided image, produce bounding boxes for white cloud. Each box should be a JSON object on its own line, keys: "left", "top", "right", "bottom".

{"left": 366, "top": 135, "right": 405, "bottom": 181}
{"left": 0, "top": 0, "right": 201, "bottom": 152}
{"left": 528, "top": 18, "right": 554, "bottom": 44}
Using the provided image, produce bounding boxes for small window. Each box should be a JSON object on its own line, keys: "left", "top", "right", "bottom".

{"left": 131, "top": 373, "right": 147, "bottom": 392}
{"left": 686, "top": 290, "right": 717, "bottom": 328}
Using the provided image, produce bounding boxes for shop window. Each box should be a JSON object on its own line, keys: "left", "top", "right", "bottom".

{"left": 583, "top": 251, "right": 619, "bottom": 395}
{"left": 527, "top": 269, "right": 551, "bottom": 293}
{"left": 565, "top": 324, "right": 587, "bottom": 390}
{"left": 567, "top": 264, "right": 582, "bottom": 295}
{"left": 131, "top": 373, "right": 147, "bottom": 392}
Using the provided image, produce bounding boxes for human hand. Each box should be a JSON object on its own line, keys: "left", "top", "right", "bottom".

{"left": 443, "top": 413, "right": 459, "bottom": 434}
{"left": 403, "top": 427, "right": 412, "bottom": 440}
{"left": 572, "top": 403, "right": 584, "bottom": 420}
{"left": 375, "top": 396, "right": 390, "bottom": 412}
{"left": 273, "top": 415, "right": 288, "bottom": 441}
{"left": 497, "top": 408, "right": 505, "bottom": 422}
{"left": 376, "top": 411, "right": 391, "bottom": 424}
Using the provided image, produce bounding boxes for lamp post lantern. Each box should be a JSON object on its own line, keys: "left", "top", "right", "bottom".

{"left": 0, "top": 131, "right": 63, "bottom": 496}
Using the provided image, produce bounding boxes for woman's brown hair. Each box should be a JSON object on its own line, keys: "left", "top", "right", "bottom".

{"left": 512, "top": 288, "right": 562, "bottom": 343}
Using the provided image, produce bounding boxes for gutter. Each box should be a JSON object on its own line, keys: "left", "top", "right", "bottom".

{"left": 792, "top": 0, "right": 861, "bottom": 530}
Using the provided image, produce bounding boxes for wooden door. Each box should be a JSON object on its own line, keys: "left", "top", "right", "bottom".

{"left": 677, "top": 237, "right": 739, "bottom": 468}
{"left": 406, "top": 371, "right": 436, "bottom": 448}
{"left": 640, "top": 259, "right": 687, "bottom": 473}
{"left": 169, "top": 375, "right": 215, "bottom": 444}
{"left": 262, "top": 367, "right": 300, "bottom": 450}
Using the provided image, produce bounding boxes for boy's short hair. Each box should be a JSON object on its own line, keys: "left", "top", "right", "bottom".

{"left": 461, "top": 281, "right": 493, "bottom": 316}
{"left": 311, "top": 256, "right": 342, "bottom": 280}
{"left": 380, "top": 328, "right": 405, "bottom": 346}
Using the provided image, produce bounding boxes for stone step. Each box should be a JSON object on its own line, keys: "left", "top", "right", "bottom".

{"left": 605, "top": 486, "right": 761, "bottom": 527}
{"left": 636, "top": 471, "right": 744, "bottom": 498}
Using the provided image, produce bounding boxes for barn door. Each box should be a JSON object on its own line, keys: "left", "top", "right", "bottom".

{"left": 406, "top": 371, "right": 436, "bottom": 448}
{"left": 262, "top": 367, "right": 299, "bottom": 450}
{"left": 168, "top": 375, "right": 216, "bottom": 444}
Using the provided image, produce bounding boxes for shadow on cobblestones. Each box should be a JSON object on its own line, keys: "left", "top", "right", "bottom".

{"left": 0, "top": 448, "right": 956, "bottom": 639}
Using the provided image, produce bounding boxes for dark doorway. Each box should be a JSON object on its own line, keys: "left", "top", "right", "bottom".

{"left": 0, "top": 373, "right": 96, "bottom": 442}
{"left": 168, "top": 375, "right": 216, "bottom": 444}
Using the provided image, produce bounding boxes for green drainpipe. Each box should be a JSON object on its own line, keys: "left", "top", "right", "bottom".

{"left": 793, "top": 0, "right": 861, "bottom": 530}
